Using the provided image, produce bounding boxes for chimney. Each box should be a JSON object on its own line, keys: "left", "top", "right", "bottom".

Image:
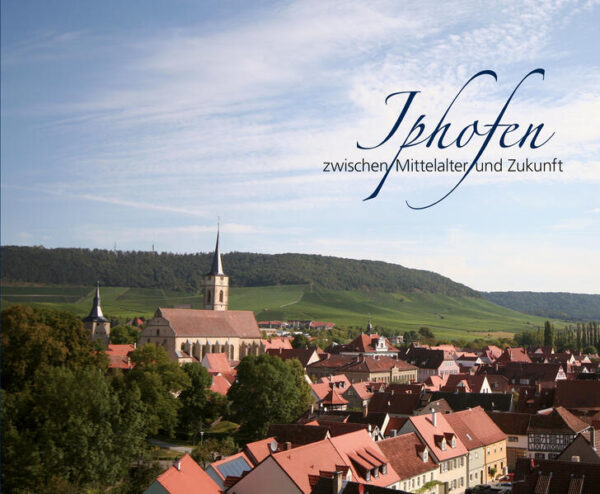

{"left": 362, "top": 403, "right": 368, "bottom": 418}
{"left": 332, "top": 470, "right": 343, "bottom": 494}
{"left": 431, "top": 408, "right": 437, "bottom": 427}
{"left": 174, "top": 459, "right": 181, "bottom": 471}
{"left": 591, "top": 428, "right": 597, "bottom": 451}
{"left": 285, "top": 441, "right": 292, "bottom": 451}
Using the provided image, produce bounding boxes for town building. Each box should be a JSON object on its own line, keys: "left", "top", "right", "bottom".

{"left": 143, "top": 454, "right": 221, "bottom": 494}
{"left": 139, "top": 232, "right": 263, "bottom": 363}
{"left": 83, "top": 282, "right": 111, "bottom": 345}
{"left": 398, "top": 411, "right": 468, "bottom": 493}
{"left": 400, "top": 347, "right": 460, "bottom": 382}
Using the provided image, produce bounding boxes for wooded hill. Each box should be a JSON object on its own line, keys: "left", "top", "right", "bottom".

{"left": 0, "top": 246, "right": 477, "bottom": 296}
{"left": 484, "top": 291, "right": 600, "bottom": 321}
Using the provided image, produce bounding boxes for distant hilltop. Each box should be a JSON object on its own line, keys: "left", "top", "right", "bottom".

{"left": 0, "top": 245, "right": 477, "bottom": 297}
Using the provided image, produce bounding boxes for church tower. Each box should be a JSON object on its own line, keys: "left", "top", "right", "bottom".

{"left": 203, "top": 227, "right": 229, "bottom": 311}
{"left": 83, "top": 282, "right": 111, "bottom": 345}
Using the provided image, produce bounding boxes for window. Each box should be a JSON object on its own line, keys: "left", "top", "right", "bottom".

{"left": 156, "top": 329, "right": 160, "bottom": 336}
{"left": 207, "top": 290, "right": 211, "bottom": 303}
{"left": 508, "top": 436, "right": 518, "bottom": 442}
{"left": 219, "top": 290, "right": 224, "bottom": 303}
{"left": 460, "top": 477, "right": 463, "bottom": 487}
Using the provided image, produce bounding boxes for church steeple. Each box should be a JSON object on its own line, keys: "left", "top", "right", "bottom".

{"left": 208, "top": 225, "right": 225, "bottom": 276}
{"left": 203, "top": 224, "right": 229, "bottom": 311}
{"left": 85, "top": 281, "right": 108, "bottom": 322}
{"left": 83, "top": 282, "right": 110, "bottom": 345}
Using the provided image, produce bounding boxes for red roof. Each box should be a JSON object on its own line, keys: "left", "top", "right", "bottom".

{"left": 555, "top": 380, "right": 600, "bottom": 410}
{"left": 442, "top": 374, "right": 488, "bottom": 393}
{"left": 378, "top": 433, "right": 437, "bottom": 480}
{"left": 210, "top": 374, "right": 231, "bottom": 395}
{"left": 262, "top": 337, "right": 293, "bottom": 350}
{"left": 155, "top": 454, "right": 222, "bottom": 494}
{"left": 342, "top": 333, "right": 398, "bottom": 353}
{"left": 408, "top": 413, "right": 468, "bottom": 461}
{"left": 202, "top": 353, "right": 234, "bottom": 374}
{"left": 106, "top": 344, "right": 135, "bottom": 369}
{"left": 244, "top": 437, "right": 278, "bottom": 465}
{"left": 497, "top": 347, "right": 532, "bottom": 364}
{"left": 322, "top": 388, "right": 349, "bottom": 406}
{"left": 446, "top": 407, "right": 505, "bottom": 450}
{"left": 156, "top": 308, "right": 261, "bottom": 338}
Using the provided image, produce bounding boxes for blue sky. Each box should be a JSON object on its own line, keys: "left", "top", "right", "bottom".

{"left": 2, "top": 0, "right": 599, "bottom": 293}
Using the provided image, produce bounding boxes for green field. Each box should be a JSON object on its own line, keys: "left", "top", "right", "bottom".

{"left": 0, "top": 283, "right": 558, "bottom": 340}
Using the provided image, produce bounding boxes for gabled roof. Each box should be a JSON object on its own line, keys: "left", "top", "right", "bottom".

{"left": 496, "top": 347, "right": 532, "bottom": 364}
{"left": 408, "top": 413, "right": 468, "bottom": 461}
{"left": 441, "top": 374, "right": 488, "bottom": 393}
{"left": 401, "top": 348, "right": 453, "bottom": 369}
{"left": 378, "top": 432, "right": 438, "bottom": 479}
{"left": 267, "top": 347, "right": 321, "bottom": 368}
{"left": 489, "top": 408, "right": 591, "bottom": 436}
{"left": 445, "top": 407, "right": 506, "bottom": 448}
{"left": 556, "top": 433, "right": 600, "bottom": 463}
{"left": 322, "top": 388, "right": 349, "bottom": 406}
{"left": 488, "top": 411, "right": 532, "bottom": 435}
{"left": 156, "top": 308, "right": 261, "bottom": 338}
{"left": 151, "top": 454, "right": 222, "bottom": 494}
{"left": 208, "top": 452, "right": 253, "bottom": 482}
{"left": 345, "top": 382, "right": 375, "bottom": 401}
{"left": 341, "top": 333, "right": 398, "bottom": 353}
{"left": 261, "top": 337, "right": 293, "bottom": 350}
{"left": 499, "top": 362, "right": 564, "bottom": 383}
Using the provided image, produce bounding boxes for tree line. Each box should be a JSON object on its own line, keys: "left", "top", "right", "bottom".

{"left": 1, "top": 245, "right": 478, "bottom": 296}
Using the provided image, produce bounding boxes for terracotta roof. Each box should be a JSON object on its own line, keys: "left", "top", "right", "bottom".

{"left": 384, "top": 417, "right": 409, "bottom": 436}
{"left": 442, "top": 374, "right": 488, "bottom": 393}
{"left": 423, "top": 375, "right": 447, "bottom": 391}
{"left": 243, "top": 437, "right": 278, "bottom": 465}
{"left": 408, "top": 413, "right": 468, "bottom": 461}
{"left": 401, "top": 348, "right": 452, "bottom": 369}
{"left": 556, "top": 433, "right": 600, "bottom": 463}
{"left": 210, "top": 374, "right": 231, "bottom": 395}
{"left": 386, "top": 383, "right": 424, "bottom": 395}
{"left": 496, "top": 347, "right": 532, "bottom": 364}
{"left": 322, "top": 388, "right": 349, "bottom": 406}
{"left": 378, "top": 433, "right": 437, "bottom": 480}
{"left": 208, "top": 452, "right": 253, "bottom": 481}
{"left": 203, "top": 353, "right": 234, "bottom": 374}
{"left": 156, "top": 308, "right": 261, "bottom": 338}
{"left": 488, "top": 411, "right": 532, "bottom": 435}
{"left": 318, "top": 374, "right": 351, "bottom": 388}
{"left": 154, "top": 454, "right": 222, "bottom": 494}
{"left": 446, "top": 407, "right": 506, "bottom": 448}
{"left": 346, "top": 382, "right": 375, "bottom": 401}
{"left": 268, "top": 424, "right": 330, "bottom": 446}
{"left": 555, "top": 380, "right": 600, "bottom": 410}
{"left": 261, "top": 337, "right": 293, "bottom": 350}
{"left": 341, "top": 334, "right": 398, "bottom": 353}
{"left": 499, "top": 362, "right": 564, "bottom": 384}
{"left": 106, "top": 344, "right": 135, "bottom": 369}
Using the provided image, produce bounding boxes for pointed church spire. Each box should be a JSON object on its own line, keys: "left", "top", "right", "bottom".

{"left": 208, "top": 221, "right": 225, "bottom": 276}
{"left": 366, "top": 318, "right": 373, "bottom": 335}
{"left": 84, "top": 281, "right": 108, "bottom": 322}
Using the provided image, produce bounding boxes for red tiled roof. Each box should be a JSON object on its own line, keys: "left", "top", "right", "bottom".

{"left": 209, "top": 452, "right": 253, "bottom": 481}
{"left": 244, "top": 436, "right": 278, "bottom": 465}
{"left": 157, "top": 308, "right": 261, "bottom": 338}
{"left": 497, "top": 347, "right": 532, "bottom": 364}
{"left": 408, "top": 413, "right": 468, "bottom": 461}
{"left": 378, "top": 433, "right": 437, "bottom": 480}
{"left": 203, "top": 353, "right": 233, "bottom": 374}
{"left": 447, "top": 407, "right": 506, "bottom": 447}
{"left": 342, "top": 334, "right": 398, "bottom": 353}
{"left": 106, "top": 344, "right": 135, "bottom": 369}
{"left": 262, "top": 337, "right": 293, "bottom": 350}
{"left": 267, "top": 347, "right": 321, "bottom": 368}
{"left": 369, "top": 392, "right": 421, "bottom": 415}
{"left": 210, "top": 374, "right": 231, "bottom": 395}
{"left": 155, "top": 454, "right": 222, "bottom": 494}
{"left": 442, "top": 374, "right": 488, "bottom": 393}
{"left": 322, "top": 388, "right": 349, "bottom": 406}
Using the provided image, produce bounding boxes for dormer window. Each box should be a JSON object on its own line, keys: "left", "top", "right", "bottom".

{"left": 382, "top": 464, "right": 388, "bottom": 475}
{"left": 365, "top": 471, "right": 371, "bottom": 482}
{"left": 373, "top": 467, "right": 379, "bottom": 478}
{"left": 423, "top": 449, "right": 428, "bottom": 463}
{"left": 451, "top": 436, "right": 456, "bottom": 448}
{"left": 441, "top": 438, "right": 446, "bottom": 451}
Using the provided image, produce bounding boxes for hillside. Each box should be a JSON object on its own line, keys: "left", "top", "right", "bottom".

{"left": 484, "top": 291, "right": 600, "bottom": 321}
{"left": 0, "top": 284, "right": 556, "bottom": 340}
{"left": 0, "top": 246, "right": 477, "bottom": 296}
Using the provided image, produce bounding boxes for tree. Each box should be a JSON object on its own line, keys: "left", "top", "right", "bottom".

{"left": 191, "top": 437, "right": 237, "bottom": 468}
{"left": 544, "top": 320, "right": 554, "bottom": 348}
{"left": 228, "top": 354, "right": 313, "bottom": 441}
{"left": 583, "top": 345, "right": 598, "bottom": 355}
{"left": 418, "top": 327, "right": 435, "bottom": 341}
{"left": 2, "top": 367, "right": 146, "bottom": 492}
{"left": 126, "top": 344, "right": 190, "bottom": 437}
{"left": 1, "top": 305, "right": 105, "bottom": 391}
{"left": 291, "top": 333, "right": 310, "bottom": 348}
{"left": 178, "top": 363, "right": 213, "bottom": 436}
{"left": 110, "top": 324, "right": 141, "bottom": 344}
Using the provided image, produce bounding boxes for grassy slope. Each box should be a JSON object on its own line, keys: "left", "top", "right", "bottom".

{"left": 1, "top": 284, "right": 556, "bottom": 340}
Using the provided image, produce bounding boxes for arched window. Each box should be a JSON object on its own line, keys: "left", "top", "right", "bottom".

{"left": 219, "top": 290, "right": 224, "bottom": 303}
